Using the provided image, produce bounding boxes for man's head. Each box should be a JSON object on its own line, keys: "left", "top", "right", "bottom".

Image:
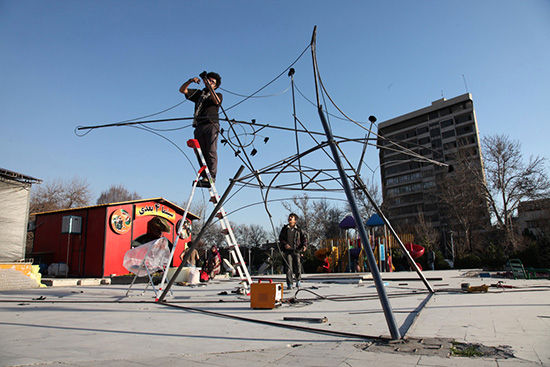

{"left": 205, "top": 72, "right": 221, "bottom": 90}
{"left": 288, "top": 213, "right": 298, "bottom": 227}
{"left": 148, "top": 216, "right": 171, "bottom": 236}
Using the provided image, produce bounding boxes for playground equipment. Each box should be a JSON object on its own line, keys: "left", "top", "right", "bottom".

{"left": 404, "top": 243, "right": 425, "bottom": 271}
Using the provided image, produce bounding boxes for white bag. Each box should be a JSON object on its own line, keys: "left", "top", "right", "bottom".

{"left": 123, "top": 238, "right": 170, "bottom": 276}
{"left": 187, "top": 267, "right": 200, "bottom": 284}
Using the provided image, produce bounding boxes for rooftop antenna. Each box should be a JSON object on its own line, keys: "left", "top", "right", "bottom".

{"left": 462, "top": 74, "right": 469, "bottom": 93}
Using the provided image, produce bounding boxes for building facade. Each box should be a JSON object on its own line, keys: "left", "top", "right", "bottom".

{"left": 0, "top": 168, "right": 41, "bottom": 262}
{"left": 377, "top": 93, "right": 485, "bottom": 230}
{"left": 516, "top": 198, "right": 550, "bottom": 237}
{"left": 31, "top": 198, "right": 199, "bottom": 277}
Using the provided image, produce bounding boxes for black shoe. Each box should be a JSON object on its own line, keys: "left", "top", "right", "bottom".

{"left": 195, "top": 178, "right": 211, "bottom": 188}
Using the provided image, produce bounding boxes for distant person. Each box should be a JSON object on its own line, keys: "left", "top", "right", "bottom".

{"left": 179, "top": 72, "right": 223, "bottom": 188}
{"left": 427, "top": 249, "right": 435, "bottom": 271}
{"left": 349, "top": 243, "right": 362, "bottom": 272}
{"left": 181, "top": 242, "right": 202, "bottom": 267}
{"left": 279, "top": 213, "right": 307, "bottom": 289}
{"left": 131, "top": 216, "right": 172, "bottom": 248}
{"left": 203, "top": 245, "right": 222, "bottom": 279}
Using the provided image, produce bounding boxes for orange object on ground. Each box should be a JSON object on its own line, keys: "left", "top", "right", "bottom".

{"left": 250, "top": 279, "right": 283, "bottom": 309}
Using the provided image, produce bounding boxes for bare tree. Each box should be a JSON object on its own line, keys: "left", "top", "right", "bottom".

{"left": 30, "top": 177, "right": 91, "bottom": 213}
{"left": 183, "top": 201, "right": 226, "bottom": 247}
{"left": 282, "top": 193, "right": 315, "bottom": 235}
{"left": 282, "top": 194, "right": 343, "bottom": 246}
{"left": 312, "top": 199, "right": 343, "bottom": 241}
{"left": 97, "top": 184, "right": 141, "bottom": 204}
{"left": 481, "top": 135, "right": 550, "bottom": 241}
{"left": 234, "top": 224, "right": 268, "bottom": 247}
{"left": 353, "top": 177, "right": 382, "bottom": 220}
{"left": 27, "top": 177, "right": 91, "bottom": 253}
{"left": 438, "top": 152, "right": 490, "bottom": 252}
{"left": 414, "top": 212, "right": 440, "bottom": 251}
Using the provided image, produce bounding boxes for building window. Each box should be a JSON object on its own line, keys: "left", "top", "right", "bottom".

{"left": 417, "top": 126, "right": 429, "bottom": 135}
{"left": 456, "top": 124, "right": 474, "bottom": 136}
{"left": 442, "top": 130, "right": 456, "bottom": 139}
{"left": 430, "top": 128, "right": 440, "bottom": 137}
{"left": 433, "top": 150, "right": 443, "bottom": 159}
{"left": 431, "top": 139, "right": 442, "bottom": 148}
{"left": 455, "top": 112, "right": 472, "bottom": 124}
{"left": 439, "top": 107, "right": 451, "bottom": 116}
{"left": 440, "top": 119, "right": 453, "bottom": 128}
{"left": 423, "top": 181, "right": 436, "bottom": 189}
{"left": 451, "top": 103, "right": 466, "bottom": 113}
{"left": 418, "top": 137, "right": 430, "bottom": 145}
{"left": 443, "top": 141, "right": 457, "bottom": 150}
{"left": 458, "top": 135, "right": 476, "bottom": 146}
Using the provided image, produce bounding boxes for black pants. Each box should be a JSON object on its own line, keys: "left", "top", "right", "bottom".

{"left": 194, "top": 123, "right": 219, "bottom": 180}
{"left": 284, "top": 251, "right": 301, "bottom": 285}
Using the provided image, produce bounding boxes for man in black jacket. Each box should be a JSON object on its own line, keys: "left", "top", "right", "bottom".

{"left": 279, "top": 213, "right": 307, "bottom": 289}
{"left": 179, "top": 72, "right": 222, "bottom": 187}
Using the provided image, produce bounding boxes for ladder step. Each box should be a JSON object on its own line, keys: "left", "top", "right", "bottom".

{"left": 187, "top": 139, "right": 201, "bottom": 148}
{"left": 185, "top": 138, "right": 252, "bottom": 295}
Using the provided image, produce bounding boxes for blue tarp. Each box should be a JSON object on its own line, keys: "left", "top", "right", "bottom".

{"left": 366, "top": 213, "right": 384, "bottom": 227}
{"left": 339, "top": 215, "right": 356, "bottom": 229}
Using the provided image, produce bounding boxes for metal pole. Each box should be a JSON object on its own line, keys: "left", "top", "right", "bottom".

{"left": 157, "top": 165, "right": 245, "bottom": 302}
{"left": 66, "top": 217, "right": 72, "bottom": 277}
{"left": 354, "top": 175, "right": 434, "bottom": 293}
{"left": 288, "top": 68, "right": 303, "bottom": 188}
{"left": 317, "top": 107, "right": 401, "bottom": 339}
{"left": 310, "top": 26, "right": 400, "bottom": 339}
{"left": 270, "top": 247, "right": 274, "bottom": 275}
{"left": 450, "top": 231, "right": 455, "bottom": 266}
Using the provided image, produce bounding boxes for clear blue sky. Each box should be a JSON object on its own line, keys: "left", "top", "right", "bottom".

{"left": 2, "top": 1, "right": 549, "bottom": 232}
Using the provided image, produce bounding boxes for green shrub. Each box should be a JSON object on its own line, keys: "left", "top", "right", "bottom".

{"left": 454, "top": 253, "right": 482, "bottom": 269}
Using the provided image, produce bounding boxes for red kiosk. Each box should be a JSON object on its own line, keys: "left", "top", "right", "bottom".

{"left": 31, "top": 198, "right": 199, "bottom": 277}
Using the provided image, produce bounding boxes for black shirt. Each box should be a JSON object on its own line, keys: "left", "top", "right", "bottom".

{"left": 186, "top": 88, "right": 223, "bottom": 126}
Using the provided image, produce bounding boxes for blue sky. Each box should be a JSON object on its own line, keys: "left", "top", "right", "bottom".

{"left": 2, "top": 1, "right": 549, "bottom": 231}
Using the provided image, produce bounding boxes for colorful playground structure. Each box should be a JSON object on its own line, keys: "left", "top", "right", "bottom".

{"left": 317, "top": 213, "right": 425, "bottom": 273}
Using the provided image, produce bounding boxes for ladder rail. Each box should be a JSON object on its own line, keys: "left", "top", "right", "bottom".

{"left": 188, "top": 139, "right": 252, "bottom": 292}
{"left": 158, "top": 169, "right": 202, "bottom": 292}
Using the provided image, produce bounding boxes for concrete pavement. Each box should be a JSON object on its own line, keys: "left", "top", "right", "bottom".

{"left": 0, "top": 270, "right": 548, "bottom": 366}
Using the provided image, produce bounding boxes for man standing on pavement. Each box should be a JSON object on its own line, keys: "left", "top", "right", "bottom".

{"left": 279, "top": 213, "right": 307, "bottom": 289}
{"left": 179, "top": 72, "right": 223, "bottom": 187}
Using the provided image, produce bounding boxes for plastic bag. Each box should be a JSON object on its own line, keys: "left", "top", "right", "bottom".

{"left": 123, "top": 237, "right": 170, "bottom": 277}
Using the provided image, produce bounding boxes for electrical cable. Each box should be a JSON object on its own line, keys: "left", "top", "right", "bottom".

{"left": 219, "top": 83, "right": 291, "bottom": 98}
{"left": 312, "top": 57, "right": 448, "bottom": 168}
{"left": 223, "top": 44, "right": 311, "bottom": 112}
{"left": 129, "top": 125, "right": 195, "bottom": 171}
{"left": 75, "top": 100, "right": 189, "bottom": 137}
{"left": 160, "top": 301, "right": 384, "bottom": 340}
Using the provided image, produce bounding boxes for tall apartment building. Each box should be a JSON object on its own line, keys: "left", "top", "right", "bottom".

{"left": 377, "top": 93, "right": 484, "bottom": 230}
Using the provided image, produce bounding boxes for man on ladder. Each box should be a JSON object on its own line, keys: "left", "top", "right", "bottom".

{"left": 179, "top": 71, "right": 223, "bottom": 188}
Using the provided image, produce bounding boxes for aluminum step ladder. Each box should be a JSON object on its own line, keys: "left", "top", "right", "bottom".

{"left": 162, "top": 138, "right": 252, "bottom": 294}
